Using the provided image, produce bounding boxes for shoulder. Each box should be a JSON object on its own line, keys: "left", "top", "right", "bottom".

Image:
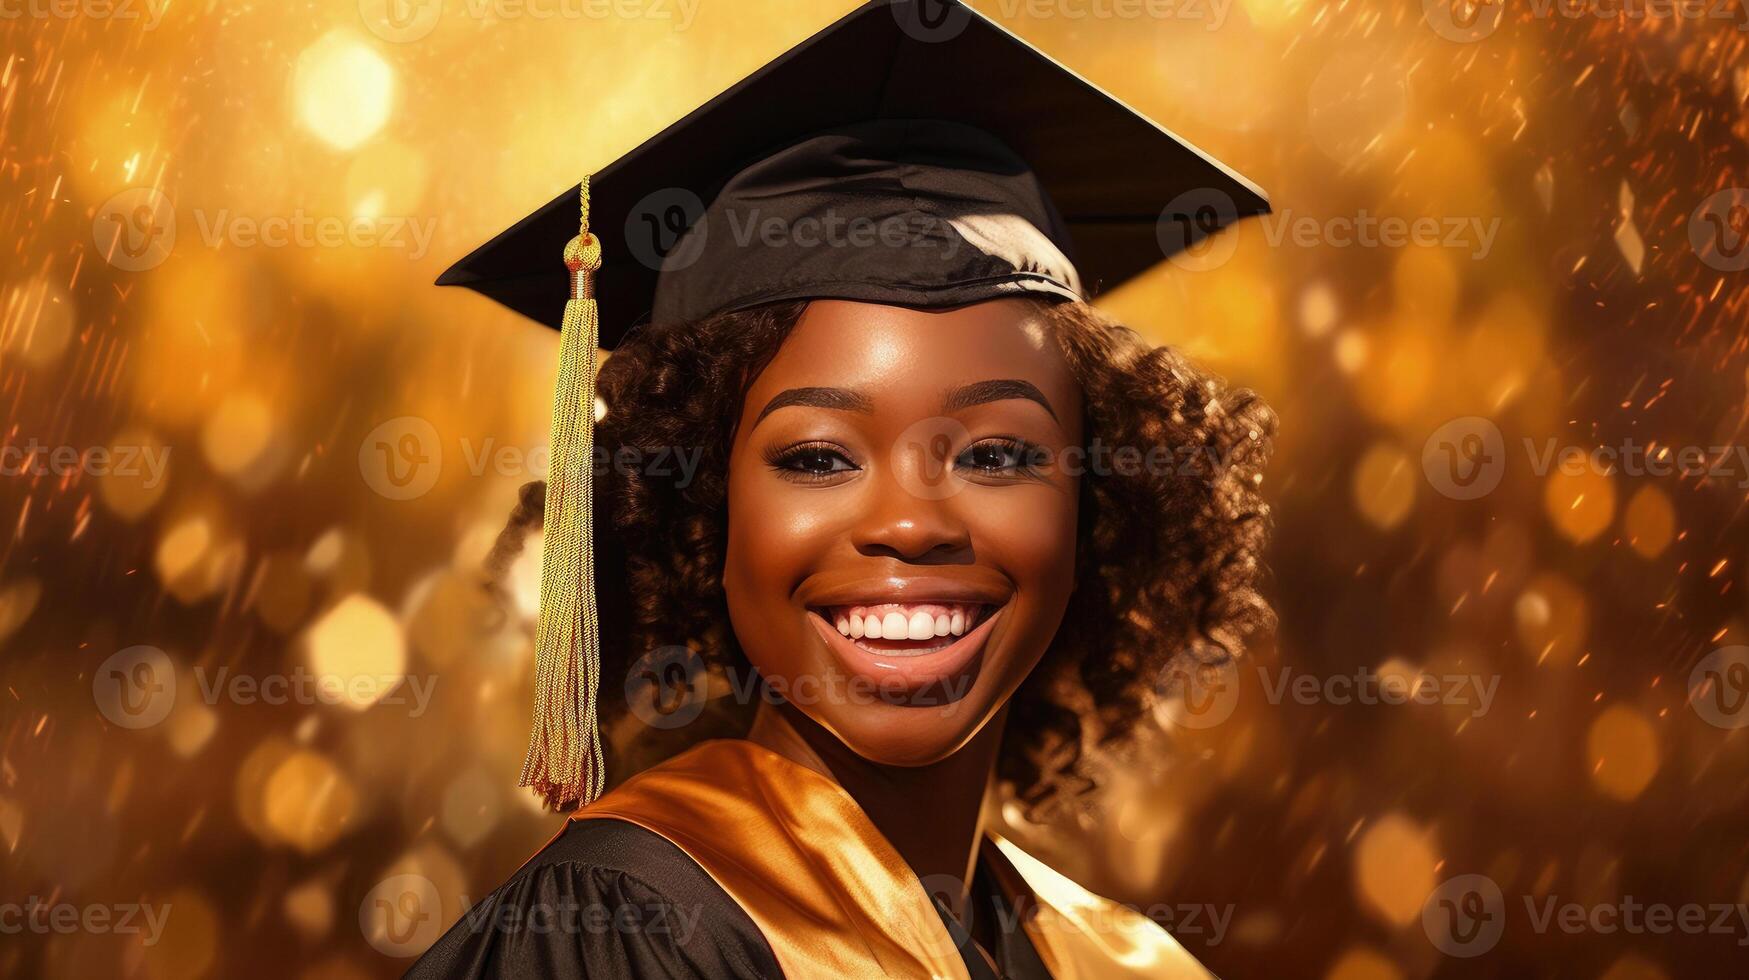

{"left": 530, "top": 814, "right": 715, "bottom": 882}
{"left": 405, "top": 818, "right": 781, "bottom": 980}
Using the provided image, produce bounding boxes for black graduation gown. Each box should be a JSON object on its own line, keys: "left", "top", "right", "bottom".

{"left": 405, "top": 817, "right": 1053, "bottom": 979}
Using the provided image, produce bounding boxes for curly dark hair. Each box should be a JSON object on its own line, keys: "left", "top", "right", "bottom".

{"left": 489, "top": 298, "right": 1275, "bottom": 814}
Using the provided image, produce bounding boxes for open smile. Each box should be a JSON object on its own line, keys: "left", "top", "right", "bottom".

{"left": 814, "top": 602, "right": 997, "bottom": 655}
{"left": 804, "top": 598, "right": 1007, "bottom": 696}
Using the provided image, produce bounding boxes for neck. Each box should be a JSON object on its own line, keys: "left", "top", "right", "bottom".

{"left": 747, "top": 700, "right": 1004, "bottom": 908}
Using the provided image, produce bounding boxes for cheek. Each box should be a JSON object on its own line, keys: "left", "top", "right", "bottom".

{"left": 722, "top": 469, "right": 822, "bottom": 668}
{"left": 972, "top": 484, "right": 1079, "bottom": 618}
{"left": 722, "top": 471, "right": 766, "bottom": 615}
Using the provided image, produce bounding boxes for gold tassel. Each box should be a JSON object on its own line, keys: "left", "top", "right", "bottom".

{"left": 519, "top": 178, "right": 605, "bottom": 810}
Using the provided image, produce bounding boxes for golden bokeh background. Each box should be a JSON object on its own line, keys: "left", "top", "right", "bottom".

{"left": 5, "top": 0, "right": 1749, "bottom": 977}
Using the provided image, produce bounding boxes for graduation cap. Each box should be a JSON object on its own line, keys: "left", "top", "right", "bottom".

{"left": 446, "top": 0, "right": 1270, "bottom": 810}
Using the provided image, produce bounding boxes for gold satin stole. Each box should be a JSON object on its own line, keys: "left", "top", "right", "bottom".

{"left": 568, "top": 739, "right": 1213, "bottom": 979}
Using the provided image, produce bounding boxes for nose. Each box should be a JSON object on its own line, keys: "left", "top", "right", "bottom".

{"left": 850, "top": 472, "right": 973, "bottom": 564}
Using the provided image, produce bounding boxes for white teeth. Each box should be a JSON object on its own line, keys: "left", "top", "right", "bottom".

{"left": 820, "top": 603, "right": 990, "bottom": 645}
{"left": 907, "top": 611, "right": 934, "bottom": 640}
{"left": 882, "top": 612, "right": 909, "bottom": 639}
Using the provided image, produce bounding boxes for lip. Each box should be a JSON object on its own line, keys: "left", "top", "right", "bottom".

{"left": 798, "top": 573, "right": 1010, "bottom": 609}
{"left": 806, "top": 603, "right": 1004, "bottom": 696}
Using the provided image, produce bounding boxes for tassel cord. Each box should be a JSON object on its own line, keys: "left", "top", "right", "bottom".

{"left": 519, "top": 179, "right": 606, "bottom": 810}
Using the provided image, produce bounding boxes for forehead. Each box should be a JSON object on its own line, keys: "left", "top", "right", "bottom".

{"left": 744, "top": 299, "right": 1079, "bottom": 409}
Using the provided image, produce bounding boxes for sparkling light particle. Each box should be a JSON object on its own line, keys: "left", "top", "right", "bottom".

{"left": 1353, "top": 813, "right": 1439, "bottom": 927}
{"left": 293, "top": 32, "right": 395, "bottom": 151}
{"left": 303, "top": 593, "right": 407, "bottom": 711}
{"left": 1587, "top": 705, "right": 1659, "bottom": 802}
{"left": 1353, "top": 442, "right": 1416, "bottom": 530}
{"left": 263, "top": 749, "right": 360, "bottom": 853}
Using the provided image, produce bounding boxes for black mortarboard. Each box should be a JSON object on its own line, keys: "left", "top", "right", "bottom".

{"left": 458, "top": 0, "right": 1270, "bottom": 812}
{"left": 438, "top": 0, "right": 1269, "bottom": 344}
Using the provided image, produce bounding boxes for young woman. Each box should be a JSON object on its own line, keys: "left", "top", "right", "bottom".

{"left": 410, "top": 3, "right": 1273, "bottom": 977}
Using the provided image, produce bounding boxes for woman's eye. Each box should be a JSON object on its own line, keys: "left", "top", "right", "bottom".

{"left": 768, "top": 443, "right": 857, "bottom": 481}
{"left": 956, "top": 438, "right": 1047, "bottom": 475}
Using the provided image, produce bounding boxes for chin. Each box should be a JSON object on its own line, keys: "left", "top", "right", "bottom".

{"left": 805, "top": 683, "right": 999, "bottom": 768}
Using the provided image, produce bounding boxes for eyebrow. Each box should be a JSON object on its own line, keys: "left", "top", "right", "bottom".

{"left": 942, "top": 379, "right": 1058, "bottom": 420}
{"left": 753, "top": 379, "right": 1060, "bottom": 429}
{"left": 753, "top": 386, "right": 875, "bottom": 427}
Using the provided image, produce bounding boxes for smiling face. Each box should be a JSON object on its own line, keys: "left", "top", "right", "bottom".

{"left": 722, "top": 298, "right": 1084, "bottom": 766}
